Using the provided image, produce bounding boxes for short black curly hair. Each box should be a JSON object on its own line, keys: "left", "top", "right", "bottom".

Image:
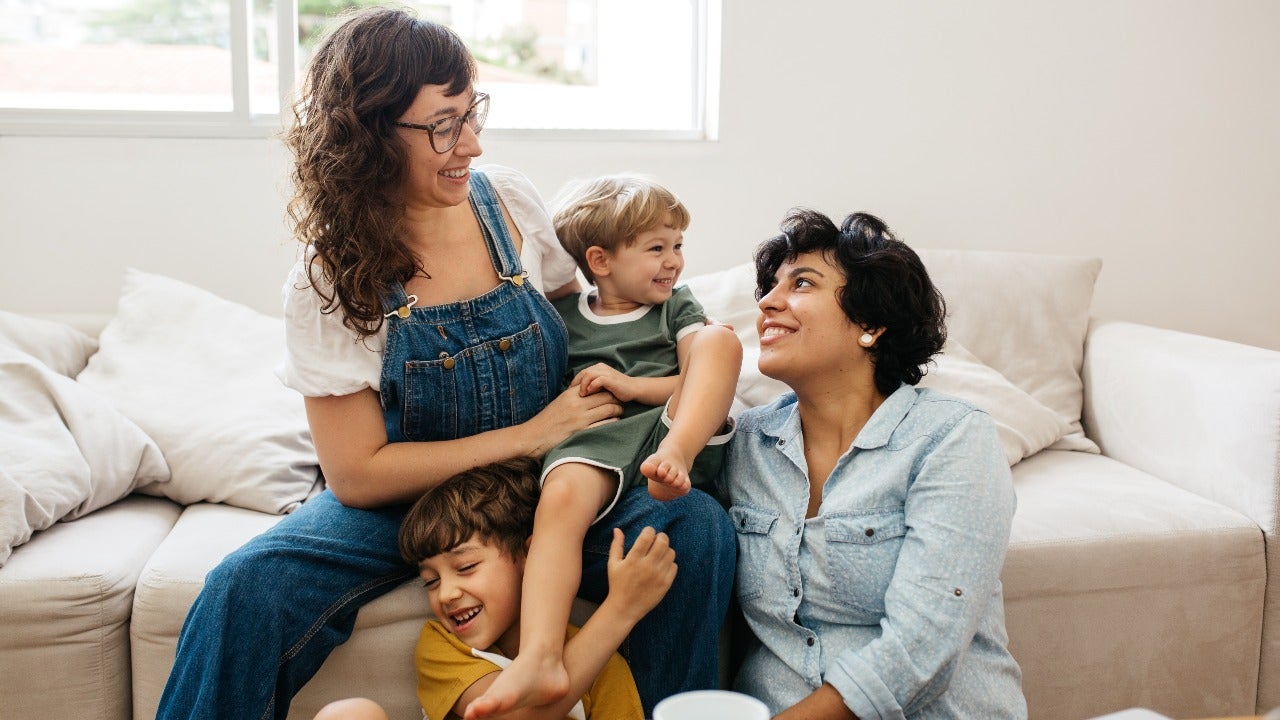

{"left": 754, "top": 209, "right": 947, "bottom": 396}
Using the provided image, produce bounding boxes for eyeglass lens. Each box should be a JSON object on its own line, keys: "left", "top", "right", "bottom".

{"left": 432, "top": 94, "right": 489, "bottom": 153}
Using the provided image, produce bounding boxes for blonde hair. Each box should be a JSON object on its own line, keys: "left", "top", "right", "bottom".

{"left": 552, "top": 175, "right": 691, "bottom": 284}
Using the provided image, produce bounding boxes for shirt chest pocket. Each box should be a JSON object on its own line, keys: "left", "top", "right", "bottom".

{"left": 824, "top": 510, "right": 907, "bottom": 621}
{"left": 729, "top": 505, "right": 780, "bottom": 602}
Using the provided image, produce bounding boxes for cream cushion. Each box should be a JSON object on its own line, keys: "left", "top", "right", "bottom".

{"left": 0, "top": 345, "right": 170, "bottom": 564}
{"left": 0, "top": 496, "right": 181, "bottom": 720}
{"left": 77, "top": 269, "right": 321, "bottom": 515}
{"left": 0, "top": 310, "right": 98, "bottom": 377}
{"left": 1004, "top": 450, "right": 1265, "bottom": 719}
{"left": 916, "top": 249, "right": 1103, "bottom": 452}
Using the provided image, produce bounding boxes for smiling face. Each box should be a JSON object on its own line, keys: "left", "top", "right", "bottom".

{"left": 395, "top": 84, "right": 484, "bottom": 210}
{"left": 592, "top": 216, "right": 685, "bottom": 311}
{"left": 419, "top": 534, "right": 524, "bottom": 655}
{"left": 756, "top": 251, "right": 868, "bottom": 389}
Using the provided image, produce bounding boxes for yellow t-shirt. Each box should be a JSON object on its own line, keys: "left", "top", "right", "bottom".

{"left": 415, "top": 620, "right": 643, "bottom": 720}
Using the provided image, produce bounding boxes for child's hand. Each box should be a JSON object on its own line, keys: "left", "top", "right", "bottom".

{"left": 571, "top": 363, "right": 640, "bottom": 402}
{"left": 605, "top": 527, "right": 676, "bottom": 622}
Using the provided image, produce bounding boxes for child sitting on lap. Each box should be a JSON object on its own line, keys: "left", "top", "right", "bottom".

{"left": 471, "top": 176, "right": 742, "bottom": 718}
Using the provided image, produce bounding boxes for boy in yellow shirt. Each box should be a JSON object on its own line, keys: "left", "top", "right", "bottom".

{"left": 400, "top": 457, "right": 675, "bottom": 720}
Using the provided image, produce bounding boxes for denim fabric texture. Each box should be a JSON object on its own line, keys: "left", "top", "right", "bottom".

{"left": 723, "top": 383, "right": 1027, "bottom": 720}
{"left": 157, "top": 171, "right": 734, "bottom": 719}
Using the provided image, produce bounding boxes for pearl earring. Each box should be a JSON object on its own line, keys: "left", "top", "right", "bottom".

{"left": 860, "top": 333, "right": 874, "bottom": 346}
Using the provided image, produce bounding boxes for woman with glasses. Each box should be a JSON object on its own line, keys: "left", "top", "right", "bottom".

{"left": 155, "top": 7, "right": 734, "bottom": 720}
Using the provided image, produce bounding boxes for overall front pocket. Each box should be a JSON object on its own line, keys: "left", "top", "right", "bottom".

{"left": 402, "top": 322, "right": 553, "bottom": 442}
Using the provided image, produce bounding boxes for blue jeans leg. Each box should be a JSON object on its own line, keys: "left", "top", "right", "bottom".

{"left": 580, "top": 487, "right": 736, "bottom": 716}
{"left": 155, "top": 491, "right": 415, "bottom": 720}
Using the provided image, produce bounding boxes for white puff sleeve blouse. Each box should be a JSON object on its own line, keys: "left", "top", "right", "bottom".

{"left": 277, "top": 164, "right": 578, "bottom": 397}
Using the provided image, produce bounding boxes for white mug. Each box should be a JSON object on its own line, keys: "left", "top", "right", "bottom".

{"left": 653, "top": 690, "right": 771, "bottom": 720}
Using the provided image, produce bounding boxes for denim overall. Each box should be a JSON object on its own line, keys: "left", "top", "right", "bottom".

{"left": 380, "top": 171, "right": 567, "bottom": 444}
{"left": 157, "top": 171, "right": 735, "bottom": 720}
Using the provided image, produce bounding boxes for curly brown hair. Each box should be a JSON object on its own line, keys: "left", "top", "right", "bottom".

{"left": 284, "top": 6, "right": 476, "bottom": 338}
{"left": 398, "top": 457, "right": 542, "bottom": 565}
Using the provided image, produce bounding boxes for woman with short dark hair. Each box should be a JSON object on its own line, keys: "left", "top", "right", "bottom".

{"left": 725, "top": 209, "right": 1026, "bottom": 719}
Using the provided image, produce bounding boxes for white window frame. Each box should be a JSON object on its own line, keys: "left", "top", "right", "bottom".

{"left": 0, "top": 0, "right": 719, "bottom": 141}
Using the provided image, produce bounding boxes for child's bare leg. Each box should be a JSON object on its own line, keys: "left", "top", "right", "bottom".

{"left": 313, "top": 698, "right": 388, "bottom": 720}
{"left": 642, "top": 325, "right": 742, "bottom": 500}
{"left": 466, "top": 463, "right": 617, "bottom": 719}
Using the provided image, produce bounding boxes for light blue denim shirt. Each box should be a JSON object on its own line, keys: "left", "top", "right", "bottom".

{"left": 722, "top": 384, "right": 1026, "bottom": 720}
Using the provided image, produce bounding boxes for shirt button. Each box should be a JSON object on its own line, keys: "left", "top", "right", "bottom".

{"left": 740, "top": 518, "right": 747, "bottom": 528}
{"left": 806, "top": 637, "right": 815, "bottom": 647}
{"left": 954, "top": 588, "right": 963, "bottom": 597}
{"left": 794, "top": 526, "right": 801, "bottom": 535}
{"left": 778, "top": 439, "right": 786, "bottom": 447}
{"left": 864, "top": 528, "right": 875, "bottom": 537}
{"left": 792, "top": 588, "right": 799, "bottom": 597}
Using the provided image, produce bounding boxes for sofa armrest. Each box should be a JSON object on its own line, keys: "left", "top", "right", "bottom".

{"left": 1081, "top": 319, "right": 1280, "bottom": 535}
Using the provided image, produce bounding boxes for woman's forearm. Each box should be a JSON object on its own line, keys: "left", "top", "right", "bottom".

{"left": 774, "top": 684, "right": 857, "bottom": 720}
{"left": 307, "top": 386, "right": 620, "bottom": 508}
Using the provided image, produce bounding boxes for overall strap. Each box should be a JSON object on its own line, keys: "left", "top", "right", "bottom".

{"left": 468, "top": 170, "right": 527, "bottom": 285}
{"left": 380, "top": 277, "right": 414, "bottom": 317}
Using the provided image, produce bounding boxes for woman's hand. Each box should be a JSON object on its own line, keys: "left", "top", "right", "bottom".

{"left": 602, "top": 527, "right": 677, "bottom": 624}
{"left": 525, "top": 382, "right": 623, "bottom": 457}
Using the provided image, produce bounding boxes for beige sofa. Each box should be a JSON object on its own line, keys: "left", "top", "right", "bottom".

{"left": 1, "top": 250, "right": 1276, "bottom": 720}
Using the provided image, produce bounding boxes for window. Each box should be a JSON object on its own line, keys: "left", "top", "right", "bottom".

{"left": 0, "top": 0, "right": 719, "bottom": 139}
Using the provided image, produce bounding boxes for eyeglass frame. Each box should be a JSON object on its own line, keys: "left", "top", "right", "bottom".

{"left": 393, "top": 92, "right": 490, "bottom": 154}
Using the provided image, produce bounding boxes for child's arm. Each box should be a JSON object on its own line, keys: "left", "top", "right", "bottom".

{"left": 571, "top": 363, "right": 678, "bottom": 406}
{"left": 459, "top": 527, "right": 675, "bottom": 720}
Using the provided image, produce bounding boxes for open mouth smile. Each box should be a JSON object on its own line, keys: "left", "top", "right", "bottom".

{"left": 449, "top": 606, "right": 481, "bottom": 630}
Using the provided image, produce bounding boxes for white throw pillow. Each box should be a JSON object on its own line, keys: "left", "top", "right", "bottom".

{"left": 920, "top": 341, "right": 1070, "bottom": 465}
{"left": 0, "top": 346, "right": 170, "bottom": 565}
{"left": 684, "top": 262, "right": 1069, "bottom": 465}
{"left": 0, "top": 310, "right": 99, "bottom": 377}
{"left": 916, "top": 249, "right": 1102, "bottom": 452}
{"left": 77, "top": 270, "right": 320, "bottom": 514}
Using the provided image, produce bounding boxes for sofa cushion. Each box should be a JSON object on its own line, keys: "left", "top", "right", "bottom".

{"left": 1003, "top": 450, "right": 1265, "bottom": 719}
{"left": 77, "top": 269, "right": 321, "bottom": 515}
{"left": 0, "top": 495, "right": 181, "bottom": 720}
{"left": 0, "top": 309, "right": 98, "bottom": 377}
{"left": 916, "top": 249, "right": 1102, "bottom": 453}
{"left": 0, "top": 344, "right": 171, "bottom": 565}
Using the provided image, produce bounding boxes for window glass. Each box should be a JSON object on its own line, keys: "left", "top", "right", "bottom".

{"left": 0, "top": 0, "right": 244, "bottom": 112}
{"left": 0, "top": 0, "right": 709, "bottom": 135}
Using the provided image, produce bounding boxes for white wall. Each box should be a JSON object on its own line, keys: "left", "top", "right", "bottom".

{"left": 2, "top": 0, "right": 1277, "bottom": 350}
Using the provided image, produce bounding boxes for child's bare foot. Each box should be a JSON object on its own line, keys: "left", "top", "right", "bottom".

{"left": 464, "top": 653, "right": 569, "bottom": 720}
{"left": 641, "top": 445, "right": 692, "bottom": 501}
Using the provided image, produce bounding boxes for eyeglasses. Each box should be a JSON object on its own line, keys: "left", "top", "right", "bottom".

{"left": 394, "top": 92, "right": 490, "bottom": 154}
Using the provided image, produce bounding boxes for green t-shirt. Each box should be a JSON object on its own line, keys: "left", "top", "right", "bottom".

{"left": 551, "top": 285, "right": 707, "bottom": 389}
